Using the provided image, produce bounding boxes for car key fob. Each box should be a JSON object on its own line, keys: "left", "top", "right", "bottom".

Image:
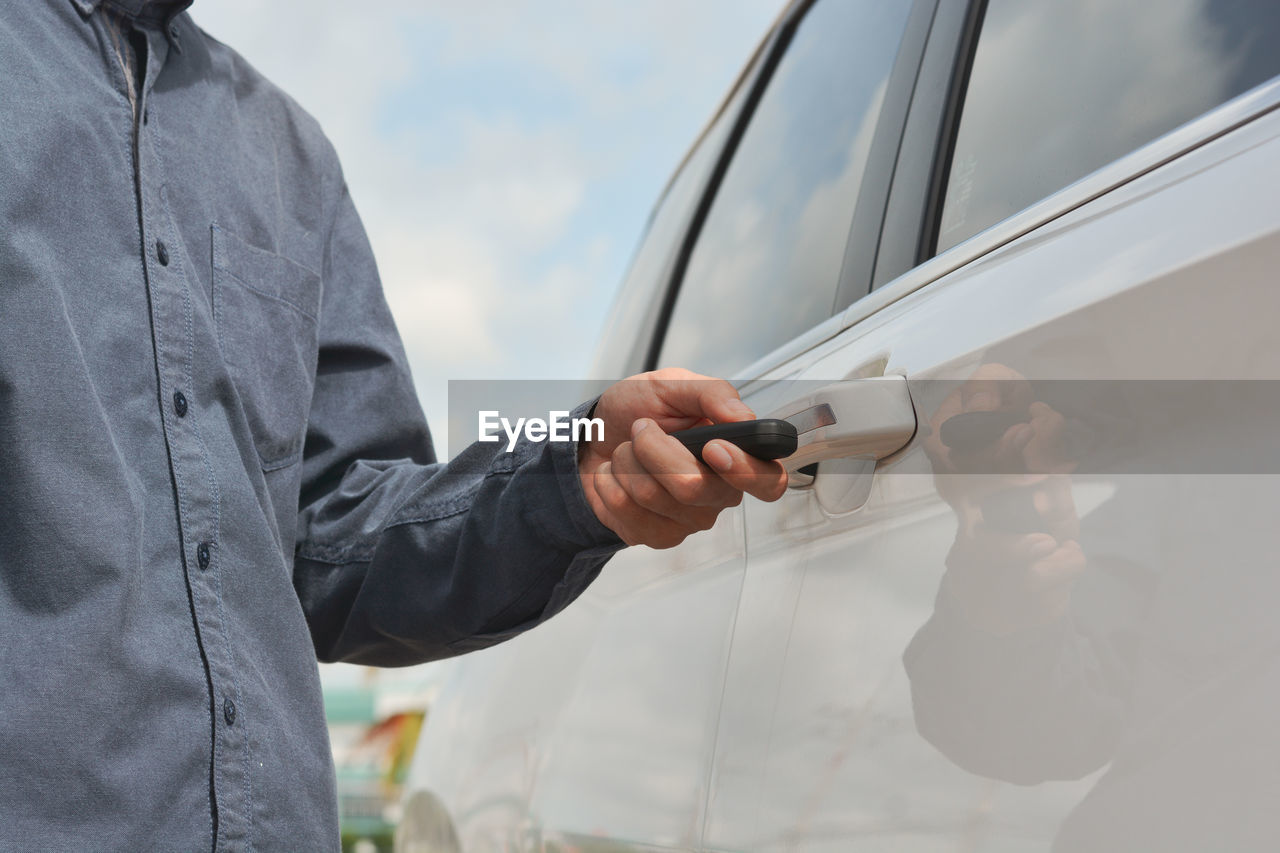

{"left": 671, "top": 419, "right": 798, "bottom": 461}
{"left": 938, "top": 409, "right": 1027, "bottom": 454}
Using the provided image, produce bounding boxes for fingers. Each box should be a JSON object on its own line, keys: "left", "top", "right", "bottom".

{"left": 589, "top": 424, "right": 738, "bottom": 550}
{"left": 613, "top": 444, "right": 729, "bottom": 527}
{"left": 591, "top": 460, "right": 713, "bottom": 549}
{"left": 1031, "top": 475, "right": 1080, "bottom": 542}
{"left": 1028, "top": 538, "right": 1086, "bottom": 589}
{"left": 948, "top": 491, "right": 1085, "bottom": 585}
{"left": 585, "top": 417, "right": 788, "bottom": 550}
{"left": 699, "top": 439, "right": 789, "bottom": 503}
{"left": 582, "top": 369, "right": 795, "bottom": 548}
{"left": 925, "top": 365, "right": 1087, "bottom": 633}
{"left": 958, "top": 363, "right": 1033, "bottom": 413}
{"left": 627, "top": 421, "right": 741, "bottom": 508}
{"left": 583, "top": 369, "right": 795, "bottom": 548}
{"left": 627, "top": 417, "right": 787, "bottom": 504}
{"left": 944, "top": 526, "right": 1086, "bottom": 634}
{"left": 650, "top": 369, "right": 756, "bottom": 425}
{"left": 1024, "top": 401, "right": 1077, "bottom": 474}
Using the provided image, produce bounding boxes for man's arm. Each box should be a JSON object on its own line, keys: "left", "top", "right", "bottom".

{"left": 904, "top": 366, "right": 1147, "bottom": 783}
{"left": 292, "top": 184, "right": 784, "bottom": 666}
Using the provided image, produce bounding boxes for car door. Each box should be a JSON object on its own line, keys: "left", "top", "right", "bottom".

{"left": 400, "top": 1, "right": 1280, "bottom": 850}
{"left": 690, "top": 1, "right": 1280, "bottom": 850}
{"left": 523, "top": 3, "right": 927, "bottom": 849}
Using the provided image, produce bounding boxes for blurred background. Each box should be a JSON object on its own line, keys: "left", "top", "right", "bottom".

{"left": 193, "top": 2, "right": 785, "bottom": 848}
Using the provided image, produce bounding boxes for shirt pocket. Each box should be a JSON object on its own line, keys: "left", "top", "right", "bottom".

{"left": 211, "top": 223, "right": 321, "bottom": 469}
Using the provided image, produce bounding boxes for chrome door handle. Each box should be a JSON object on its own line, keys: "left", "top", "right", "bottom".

{"left": 769, "top": 376, "right": 917, "bottom": 481}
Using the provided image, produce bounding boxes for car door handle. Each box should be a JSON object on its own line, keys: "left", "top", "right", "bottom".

{"left": 769, "top": 375, "right": 917, "bottom": 478}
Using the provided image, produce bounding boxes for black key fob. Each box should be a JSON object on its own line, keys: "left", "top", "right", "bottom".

{"left": 938, "top": 409, "right": 1026, "bottom": 454}
{"left": 671, "top": 418, "right": 798, "bottom": 461}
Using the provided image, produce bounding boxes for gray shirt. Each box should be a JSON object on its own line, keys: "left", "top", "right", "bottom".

{"left": 1, "top": 1, "right": 621, "bottom": 849}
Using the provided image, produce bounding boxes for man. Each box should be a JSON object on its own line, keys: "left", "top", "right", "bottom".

{"left": 0, "top": 2, "right": 787, "bottom": 849}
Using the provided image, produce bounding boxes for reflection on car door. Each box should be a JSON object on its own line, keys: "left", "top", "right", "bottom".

{"left": 400, "top": 1, "right": 1280, "bottom": 850}
{"left": 527, "top": 1, "right": 923, "bottom": 846}
{"left": 704, "top": 0, "right": 1280, "bottom": 849}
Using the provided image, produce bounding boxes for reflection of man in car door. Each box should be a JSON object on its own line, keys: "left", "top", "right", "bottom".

{"left": 905, "top": 365, "right": 1280, "bottom": 851}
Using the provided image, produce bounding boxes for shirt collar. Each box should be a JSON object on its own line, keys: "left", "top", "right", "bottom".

{"left": 71, "top": 0, "right": 194, "bottom": 25}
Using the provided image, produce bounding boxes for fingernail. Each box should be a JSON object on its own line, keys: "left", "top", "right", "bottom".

{"left": 631, "top": 419, "right": 650, "bottom": 439}
{"left": 703, "top": 441, "right": 732, "bottom": 471}
{"left": 725, "top": 400, "right": 753, "bottom": 420}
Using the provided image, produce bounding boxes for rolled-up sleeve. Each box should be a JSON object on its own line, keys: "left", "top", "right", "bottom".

{"left": 292, "top": 182, "right": 621, "bottom": 666}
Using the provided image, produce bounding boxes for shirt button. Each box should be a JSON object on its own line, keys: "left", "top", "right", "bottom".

{"left": 196, "top": 541, "right": 211, "bottom": 571}
{"left": 172, "top": 389, "right": 188, "bottom": 417}
{"left": 223, "top": 698, "right": 237, "bottom": 726}
{"left": 156, "top": 240, "right": 169, "bottom": 266}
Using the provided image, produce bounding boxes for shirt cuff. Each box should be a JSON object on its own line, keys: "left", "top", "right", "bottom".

{"left": 905, "top": 571, "right": 1073, "bottom": 680}
{"left": 545, "top": 397, "right": 625, "bottom": 550}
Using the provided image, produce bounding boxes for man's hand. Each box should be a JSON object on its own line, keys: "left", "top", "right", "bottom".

{"left": 923, "top": 364, "right": 1086, "bottom": 635}
{"left": 579, "top": 368, "right": 788, "bottom": 548}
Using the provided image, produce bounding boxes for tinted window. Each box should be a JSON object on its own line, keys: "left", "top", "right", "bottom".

{"left": 658, "top": 0, "right": 913, "bottom": 379}
{"left": 592, "top": 92, "right": 741, "bottom": 378}
{"left": 938, "top": 0, "right": 1280, "bottom": 253}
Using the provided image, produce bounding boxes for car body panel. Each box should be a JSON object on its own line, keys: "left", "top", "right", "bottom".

{"left": 399, "top": 4, "right": 1280, "bottom": 849}
{"left": 705, "top": 98, "right": 1280, "bottom": 849}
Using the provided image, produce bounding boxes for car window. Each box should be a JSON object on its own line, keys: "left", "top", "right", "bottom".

{"left": 936, "top": 0, "right": 1280, "bottom": 253}
{"left": 657, "top": 0, "right": 914, "bottom": 379}
{"left": 591, "top": 89, "right": 743, "bottom": 378}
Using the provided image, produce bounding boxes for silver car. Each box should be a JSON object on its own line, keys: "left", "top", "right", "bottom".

{"left": 398, "top": 0, "right": 1280, "bottom": 850}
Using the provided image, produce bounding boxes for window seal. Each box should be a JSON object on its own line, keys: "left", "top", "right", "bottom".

{"left": 832, "top": 0, "right": 942, "bottom": 314}
{"left": 870, "top": 0, "right": 987, "bottom": 290}
{"left": 916, "top": 0, "right": 989, "bottom": 263}
{"left": 643, "top": 0, "right": 814, "bottom": 372}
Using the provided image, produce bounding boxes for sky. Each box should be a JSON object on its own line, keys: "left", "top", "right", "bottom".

{"left": 193, "top": 1, "right": 786, "bottom": 454}
{"left": 190, "top": 0, "right": 786, "bottom": 686}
